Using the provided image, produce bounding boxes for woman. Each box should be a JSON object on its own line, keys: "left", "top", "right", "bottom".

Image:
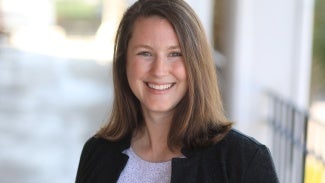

{"left": 76, "top": 0, "right": 279, "bottom": 182}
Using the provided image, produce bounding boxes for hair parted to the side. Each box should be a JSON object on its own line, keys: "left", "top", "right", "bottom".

{"left": 97, "top": 0, "right": 232, "bottom": 149}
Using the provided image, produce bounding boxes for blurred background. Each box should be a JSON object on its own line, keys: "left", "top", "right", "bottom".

{"left": 0, "top": 0, "right": 323, "bottom": 182}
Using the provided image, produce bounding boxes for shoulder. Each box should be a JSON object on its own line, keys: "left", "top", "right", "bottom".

{"left": 217, "top": 129, "right": 266, "bottom": 152}
{"left": 76, "top": 135, "right": 131, "bottom": 171}
{"left": 75, "top": 136, "right": 131, "bottom": 182}
{"left": 80, "top": 135, "right": 131, "bottom": 157}
{"left": 182, "top": 129, "right": 270, "bottom": 163}
{"left": 209, "top": 129, "right": 271, "bottom": 162}
{"left": 205, "top": 129, "right": 279, "bottom": 182}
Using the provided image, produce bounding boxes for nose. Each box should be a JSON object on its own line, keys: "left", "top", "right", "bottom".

{"left": 150, "top": 55, "right": 168, "bottom": 77}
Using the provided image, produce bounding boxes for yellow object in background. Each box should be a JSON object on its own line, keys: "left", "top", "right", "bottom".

{"left": 305, "top": 155, "right": 325, "bottom": 183}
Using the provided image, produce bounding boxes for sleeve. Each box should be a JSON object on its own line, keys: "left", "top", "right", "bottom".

{"left": 243, "top": 145, "right": 280, "bottom": 183}
{"left": 75, "top": 137, "right": 97, "bottom": 183}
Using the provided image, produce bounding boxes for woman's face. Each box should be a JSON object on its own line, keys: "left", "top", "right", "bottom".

{"left": 126, "top": 16, "right": 188, "bottom": 116}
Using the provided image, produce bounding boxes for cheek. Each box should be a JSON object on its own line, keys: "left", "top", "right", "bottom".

{"left": 127, "top": 61, "right": 139, "bottom": 78}
{"left": 126, "top": 63, "right": 138, "bottom": 97}
{"left": 173, "top": 62, "right": 187, "bottom": 81}
{"left": 126, "top": 59, "right": 146, "bottom": 85}
{"left": 126, "top": 56, "right": 136, "bottom": 78}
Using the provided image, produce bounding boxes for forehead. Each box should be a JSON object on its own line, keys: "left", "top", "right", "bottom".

{"left": 129, "top": 16, "right": 180, "bottom": 45}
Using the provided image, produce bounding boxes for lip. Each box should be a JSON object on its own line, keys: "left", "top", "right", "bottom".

{"left": 145, "top": 82, "right": 175, "bottom": 91}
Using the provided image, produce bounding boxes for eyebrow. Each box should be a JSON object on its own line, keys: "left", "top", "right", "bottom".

{"left": 132, "top": 45, "right": 181, "bottom": 50}
{"left": 132, "top": 45, "right": 152, "bottom": 50}
{"left": 167, "top": 45, "right": 181, "bottom": 50}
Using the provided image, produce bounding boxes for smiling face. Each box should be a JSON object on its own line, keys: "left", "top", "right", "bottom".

{"left": 126, "top": 16, "right": 188, "bottom": 117}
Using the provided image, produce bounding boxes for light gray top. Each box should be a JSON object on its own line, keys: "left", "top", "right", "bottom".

{"left": 117, "top": 147, "right": 172, "bottom": 183}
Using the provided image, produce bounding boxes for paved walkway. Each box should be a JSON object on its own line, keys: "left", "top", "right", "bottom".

{"left": 0, "top": 46, "right": 113, "bottom": 183}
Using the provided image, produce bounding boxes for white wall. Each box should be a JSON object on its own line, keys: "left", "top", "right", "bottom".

{"left": 185, "top": 0, "right": 214, "bottom": 43}
{"left": 227, "top": 0, "right": 314, "bottom": 143}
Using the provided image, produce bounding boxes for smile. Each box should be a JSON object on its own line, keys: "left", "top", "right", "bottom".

{"left": 146, "top": 83, "right": 175, "bottom": 90}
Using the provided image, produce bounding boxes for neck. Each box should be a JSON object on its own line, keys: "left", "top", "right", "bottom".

{"left": 131, "top": 110, "right": 181, "bottom": 162}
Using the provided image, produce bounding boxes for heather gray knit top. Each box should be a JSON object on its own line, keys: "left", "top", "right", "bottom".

{"left": 117, "top": 148, "right": 172, "bottom": 183}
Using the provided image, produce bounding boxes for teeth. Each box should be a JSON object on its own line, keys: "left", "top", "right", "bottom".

{"left": 147, "top": 83, "right": 173, "bottom": 90}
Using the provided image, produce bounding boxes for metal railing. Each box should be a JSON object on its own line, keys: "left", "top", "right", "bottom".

{"left": 266, "top": 92, "right": 325, "bottom": 183}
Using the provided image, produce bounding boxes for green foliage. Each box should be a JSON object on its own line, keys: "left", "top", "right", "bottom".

{"left": 313, "top": 0, "right": 325, "bottom": 68}
{"left": 311, "top": 0, "right": 325, "bottom": 101}
{"left": 55, "top": 0, "right": 100, "bottom": 20}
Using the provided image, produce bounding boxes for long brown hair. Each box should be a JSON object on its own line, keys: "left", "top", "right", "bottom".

{"left": 97, "top": 0, "right": 232, "bottom": 149}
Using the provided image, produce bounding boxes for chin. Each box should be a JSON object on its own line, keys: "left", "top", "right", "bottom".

{"left": 146, "top": 106, "right": 175, "bottom": 114}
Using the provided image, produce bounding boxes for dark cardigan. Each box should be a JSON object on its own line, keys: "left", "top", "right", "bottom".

{"left": 75, "top": 129, "right": 279, "bottom": 183}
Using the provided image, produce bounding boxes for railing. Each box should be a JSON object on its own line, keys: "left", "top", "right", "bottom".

{"left": 266, "top": 92, "right": 325, "bottom": 183}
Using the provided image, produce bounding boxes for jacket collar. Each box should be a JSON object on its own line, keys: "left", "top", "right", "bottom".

{"left": 96, "top": 134, "right": 227, "bottom": 183}
{"left": 115, "top": 134, "right": 208, "bottom": 159}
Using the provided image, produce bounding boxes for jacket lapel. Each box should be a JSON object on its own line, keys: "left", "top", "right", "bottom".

{"left": 96, "top": 152, "right": 129, "bottom": 183}
{"left": 171, "top": 156, "right": 200, "bottom": 183}
{"left": 170, "top": 147, "right": 229, "bottom": 183}
{"left": 95, "top": 136, "right": 131, "bottom": 183}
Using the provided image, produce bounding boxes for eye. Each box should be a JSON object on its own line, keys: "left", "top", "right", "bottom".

{"left": 137, "top": 51, "right": 152, "bottom": 57}
{"left": 169, "top": 51, "right": 182, "bottom": 57}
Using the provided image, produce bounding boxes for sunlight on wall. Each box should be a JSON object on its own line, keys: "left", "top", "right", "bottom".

{"left": 306, "top": 102, "right": 325, "bottom": 183}
{"left": 10, "top": 28, "right": 115, "bottom": 64}
{"left": 310, "top": 102, "right": 325, "bottom": 123}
